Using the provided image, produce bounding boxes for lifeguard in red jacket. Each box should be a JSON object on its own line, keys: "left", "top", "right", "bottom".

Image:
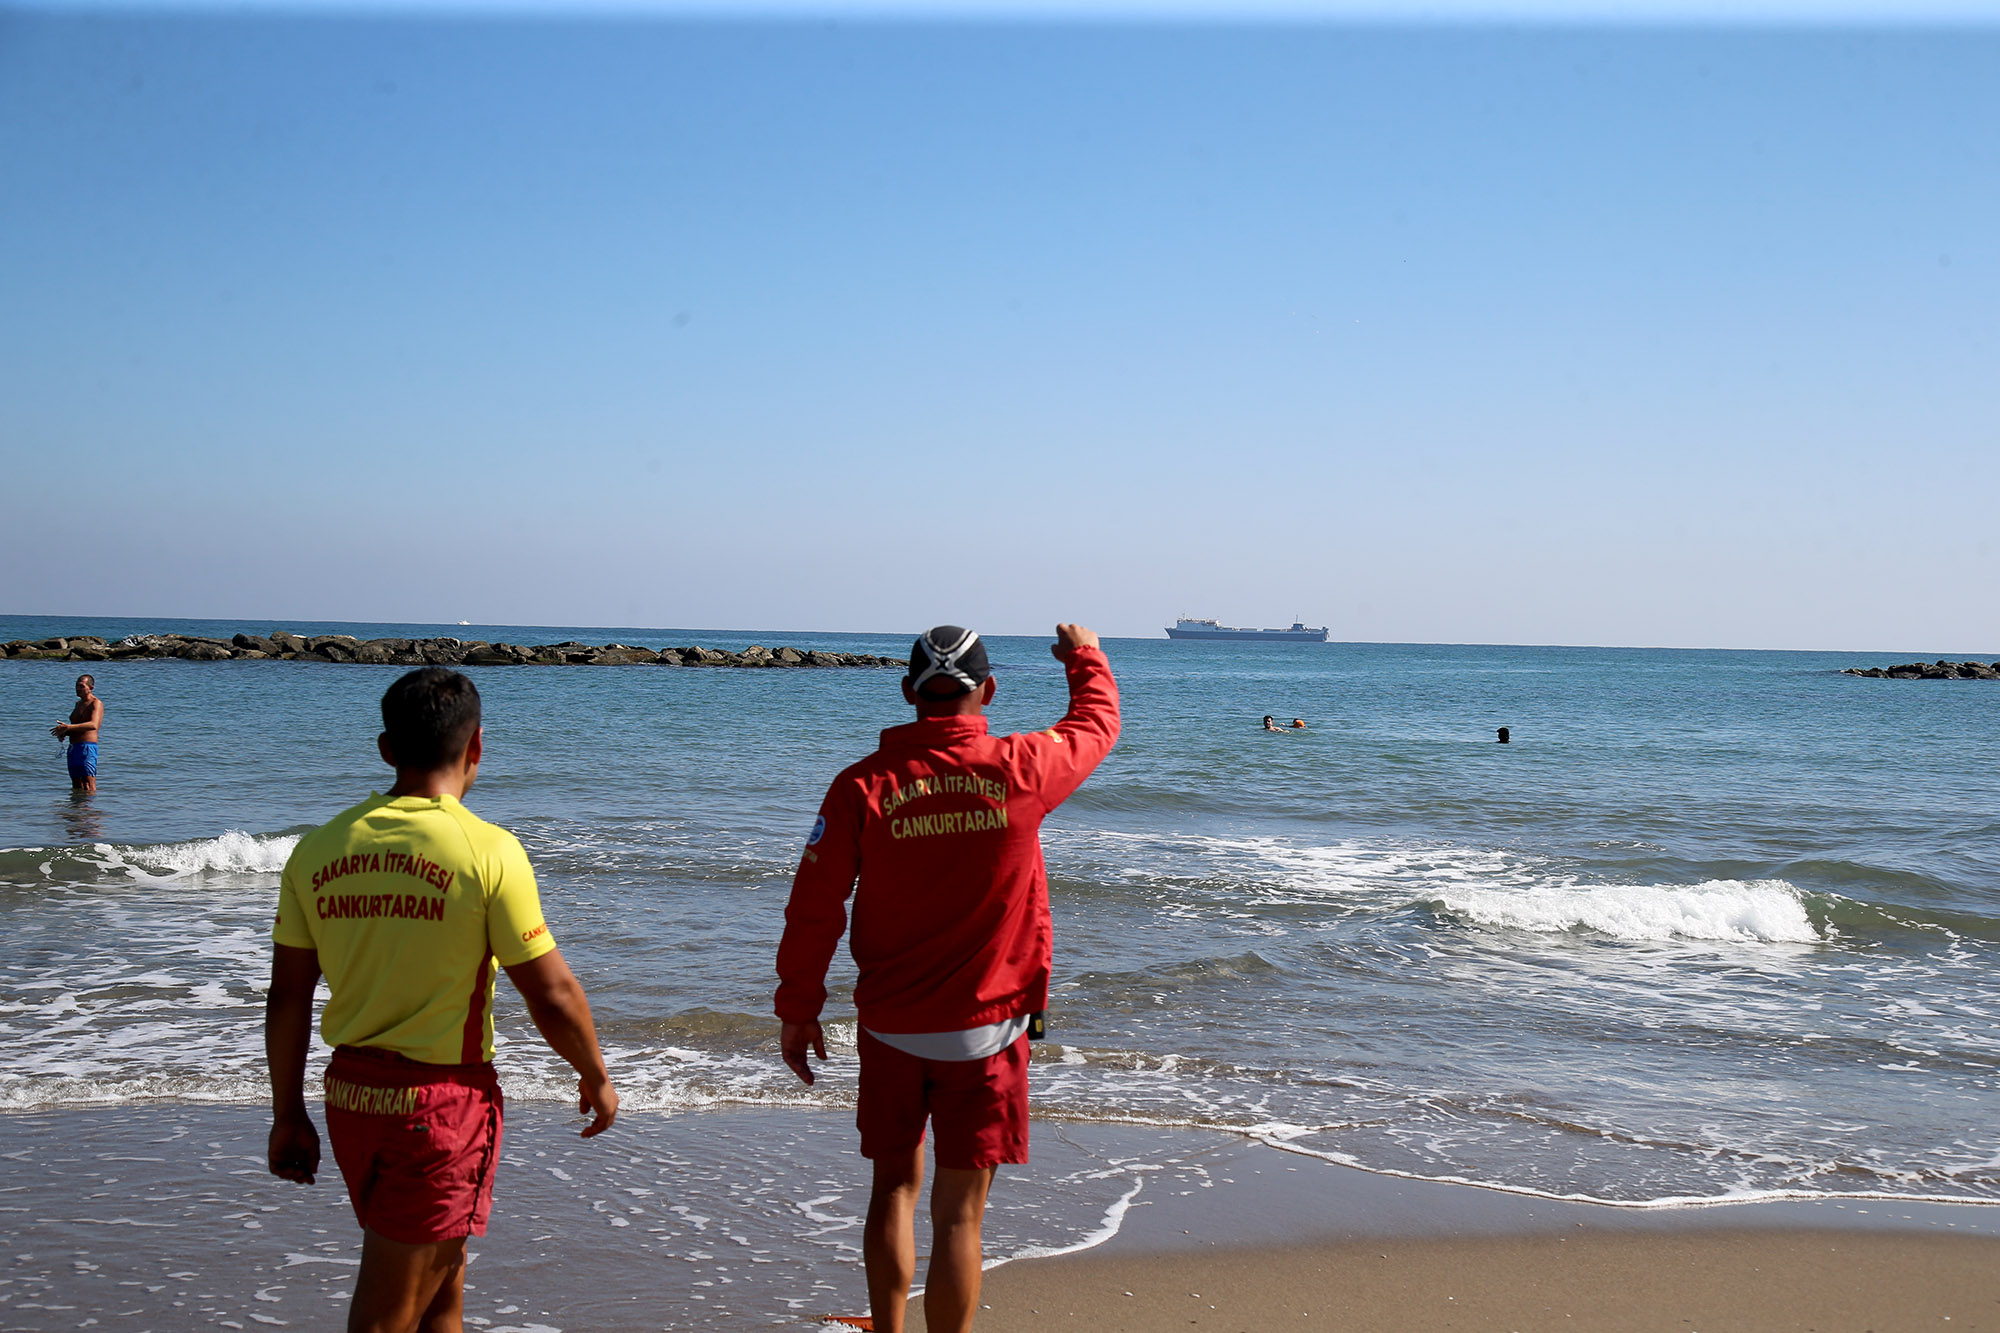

{"left": 776, "top": 622, "right": 1120, "bottom": 1333}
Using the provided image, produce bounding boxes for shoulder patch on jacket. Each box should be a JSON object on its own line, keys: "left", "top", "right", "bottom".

{"left": 806, "top": 814, "right": 827, "bottom": 846}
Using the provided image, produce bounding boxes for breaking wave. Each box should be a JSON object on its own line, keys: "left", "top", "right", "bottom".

{"left": 0, "top": 830, "right": 299, "bottom": 884}
{"left": 1425, "top": 877, "right": 1822, "bottom": 944}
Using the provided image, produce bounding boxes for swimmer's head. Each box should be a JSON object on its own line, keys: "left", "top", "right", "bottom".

{"left": 905, "top": 626, "right": 992, "bottom": 701}
{"left": 75, "top": 674, "right": 94, "bottom": 695}
{"left": 1291, "top": 718, "right": 1305, "bottom": 728}
{"left": 380, "top": 668, "right": 481, "bottom": 770}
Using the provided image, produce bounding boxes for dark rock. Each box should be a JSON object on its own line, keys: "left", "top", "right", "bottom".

{"left": 6, "top": 629, "right": 900, "bottom": 670}
{"left": 589, "top": 646, "right": 659, "bottom": 665}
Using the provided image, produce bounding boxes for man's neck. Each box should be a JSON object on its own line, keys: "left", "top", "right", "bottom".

{"left": 911, "top": 702, "right": 984, "bottom": 721}
{"left": 387, "top": 770, "right": 472, "bottom": 800}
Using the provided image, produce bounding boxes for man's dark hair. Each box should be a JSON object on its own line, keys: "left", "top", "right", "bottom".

{"left": 380, "top": 668, "right": 481, "bottom": 770}
{"left": 77, "top": 674, "right": 94, "bottom": 687}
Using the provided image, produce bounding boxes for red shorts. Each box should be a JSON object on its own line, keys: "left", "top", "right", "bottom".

{"left": 856, "top": 1028, "right": 1030, "bottom": 1170}
{"left": 324, "top": 1046, "right": 504, "bottom": 1245}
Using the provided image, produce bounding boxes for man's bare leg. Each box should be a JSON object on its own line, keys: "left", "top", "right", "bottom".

{"left": 348, "top": 1230, "right": 467, "bottom": 1333}
{"left": 923, "top": 1165, "right": 995, "bottom": 1333}
{"left": 864, "top": 1146, "right": 925, "bottom": 1332}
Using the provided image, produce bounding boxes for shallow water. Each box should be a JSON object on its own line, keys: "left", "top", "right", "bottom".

{"left": 4, "top": 614, "right": 1999, "bottom": 1235}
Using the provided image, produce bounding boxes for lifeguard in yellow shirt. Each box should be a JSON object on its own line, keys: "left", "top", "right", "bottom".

{"left": 265, "top": 667, "right": 619, "bottom": 1333}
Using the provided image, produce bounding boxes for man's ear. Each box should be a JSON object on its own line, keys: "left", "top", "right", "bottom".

{"left": 463, "top": 727, "right": 484, "bottom": 767}
{"left": 376, "top": 733, "right": 397, "bottom": 769}
{"left": 901, "top": 678, "right": 919, "bottom": 707}
{"left": 979, "top": 677, "right": 997, "bottom": 705}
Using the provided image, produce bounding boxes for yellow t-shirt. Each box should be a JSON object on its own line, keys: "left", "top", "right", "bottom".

{"left": 272, "top": 793, "right": 557, "bottom": 1065}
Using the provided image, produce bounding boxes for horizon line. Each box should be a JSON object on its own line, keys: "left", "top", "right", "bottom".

{"left": 2, "top": 613, "right": 1992, "bottom": 659}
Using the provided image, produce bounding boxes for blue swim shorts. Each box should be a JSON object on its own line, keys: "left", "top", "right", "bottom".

{"left": 67, "top": 741, "right": 98, "bottom": 781}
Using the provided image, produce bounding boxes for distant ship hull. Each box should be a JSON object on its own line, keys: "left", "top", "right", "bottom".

{"left": 1166, "top": 619, "right": 1328, "bottom": 643}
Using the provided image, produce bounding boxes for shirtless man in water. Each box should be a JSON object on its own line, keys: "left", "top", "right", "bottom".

{"left": 52, "top": 674, "right": 103, "bottom": 793}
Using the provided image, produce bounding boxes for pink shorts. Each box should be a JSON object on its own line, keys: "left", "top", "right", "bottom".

{"left": 325, "top": 1046, "right": 503, "bottom": 1245}
{"left": 856, "top": 1028, "right": 1030, "bottom": 1170}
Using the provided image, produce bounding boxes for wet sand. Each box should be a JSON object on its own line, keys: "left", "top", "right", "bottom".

{"left": 5, "top": 1103, "right": 1998, "bottom": 1332}
{"left": 944, "top": 1230, "right": 2000, "bottom": 1331}
{"left": 913, "top": 1141, "right": 2000, "bottom": 1332}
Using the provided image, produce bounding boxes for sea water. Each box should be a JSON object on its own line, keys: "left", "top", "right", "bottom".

{"left": 3, "top": 615, "right": 1998, "bottom": 1319}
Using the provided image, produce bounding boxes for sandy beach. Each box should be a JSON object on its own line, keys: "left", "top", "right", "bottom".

{"left": 941, "top": 1228, "right": 2000, "bottom": 1331}
{"left": 912, "top": 1126, "right": 2000, "bottom": 1332}
{"left": 6, "top": 1102, "right": 1998, "bottom": 1331}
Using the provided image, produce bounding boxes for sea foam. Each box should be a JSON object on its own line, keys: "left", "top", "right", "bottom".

{"left": 1430, "top": 877, "right": 1821, "bottom": 944}
{"left": 105, "top": 830, "right": 299, "bottom": 879}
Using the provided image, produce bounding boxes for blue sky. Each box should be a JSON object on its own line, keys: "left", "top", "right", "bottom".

{"left": 2, "top": 3, "right": 1995, "bottom": 649}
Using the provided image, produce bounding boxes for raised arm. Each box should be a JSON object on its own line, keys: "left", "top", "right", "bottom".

{"left": 504, "top": 948, "right": 618, "bottom": 1137}
{"left": 1022, "top": 622, "right": 1121, "bottom": 808}
{"left": 265, "top": 943, "right": 323, "bottom": 1184}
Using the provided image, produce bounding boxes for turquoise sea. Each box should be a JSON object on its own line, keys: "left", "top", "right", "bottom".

{"left": 3, "top": 613, "right": 1999, "bottom": 1322}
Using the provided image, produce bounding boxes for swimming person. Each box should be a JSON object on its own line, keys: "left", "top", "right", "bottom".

{"left": 775, "top": 623, "right": 1120, "bottom": 1333}
{"left": 264, "top": 667, "right": 619, "bottom": 1333}
{"left": 51, "top": 673, "right": 102, "bottom": 793}
{"left": 1262, "top": 715, "right": 1285, "bottom": 732}
{"left": 1498, "top": 726, "right": 1511, "bottom": 743}
{"left": 1291, "top": 718, "right": 1306, "bottom": 729}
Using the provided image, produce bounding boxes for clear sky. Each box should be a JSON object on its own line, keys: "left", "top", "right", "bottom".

{"left": 3, "top": 2, "right": 1995, "bottom": 649}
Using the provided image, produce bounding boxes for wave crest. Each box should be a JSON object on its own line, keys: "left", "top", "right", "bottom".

{"left": 119, "top": 830, "right": 299, "bottom": 877}
{"left": 1427, "top": 877, "right": 1821, "bottom": 944}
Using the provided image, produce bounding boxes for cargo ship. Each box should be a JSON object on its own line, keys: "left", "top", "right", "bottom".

{"left": 1165, "top": 617, "right": 1328, "bottom": 643}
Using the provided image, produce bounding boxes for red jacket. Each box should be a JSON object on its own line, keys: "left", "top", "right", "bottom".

{"left": 775, "top": 644, "right": 1120, "bottom": 1033}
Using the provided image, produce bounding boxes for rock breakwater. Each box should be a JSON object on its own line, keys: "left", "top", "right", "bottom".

{"left": 3, "top": 633, "right": 901, "bottom": 670}
{"left": 1844, "top": 660, "right": 2000, "bottom": 680}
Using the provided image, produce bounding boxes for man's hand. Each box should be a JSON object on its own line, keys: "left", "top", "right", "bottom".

{"left": 577, "top": 1074, "right": 619, "bottom": 1138}
{"left": 267, "top": 1109, "right": 320, "bottom": 1185}
{"left": 781, "top": 1020, "right": 827, "bottom": 1086}
{"left": 1052, "top": 623, "right": 1100, "bottom": 657}
{"left": 502, "top": 949, "right": 618, "bottom": 1140}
